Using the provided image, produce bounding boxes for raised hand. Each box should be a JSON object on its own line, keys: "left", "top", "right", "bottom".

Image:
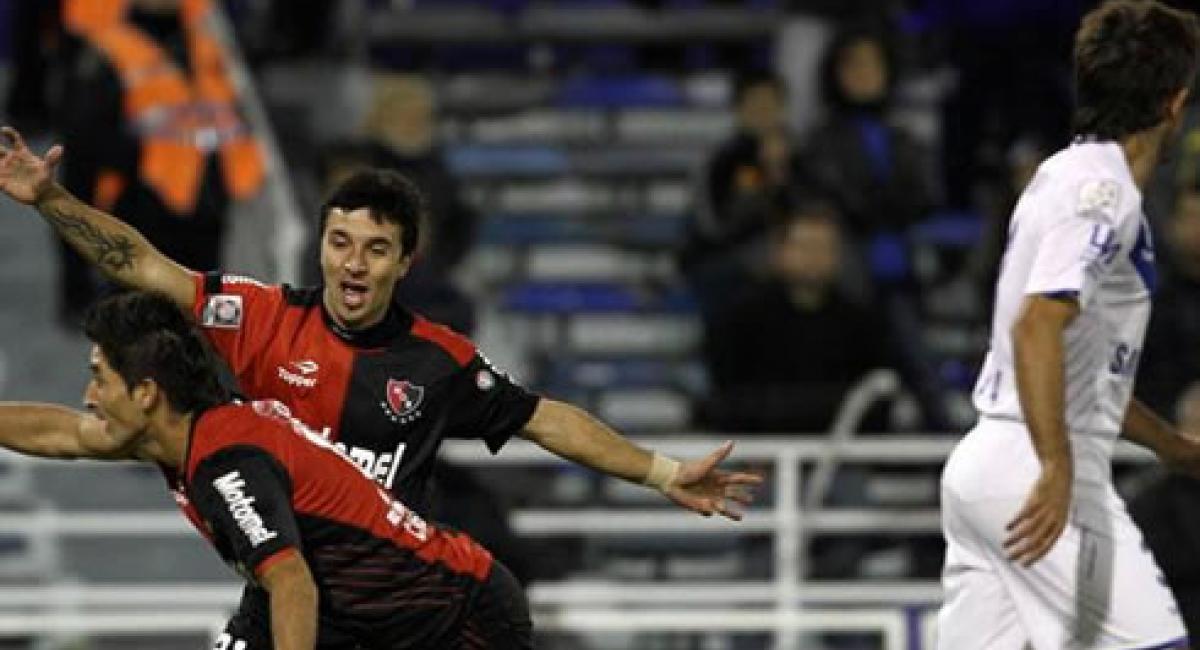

{"left": 0, "top": 126, "right": 63, "bottom": 205}
{"left": 664, "top": 440, "right": 763, "bottom": 520}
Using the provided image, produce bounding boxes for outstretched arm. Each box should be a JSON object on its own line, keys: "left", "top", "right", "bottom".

{"left": 0, "top": 402, "right": 136, "bottom": 460}
{"left": 0, "top": 127, "right": 196, "bottom": 310}
{"left": 520, "top": 399, "right": 762, "bottom": 519}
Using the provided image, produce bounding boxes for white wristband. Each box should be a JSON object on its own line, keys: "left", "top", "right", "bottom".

{"left": 643, "top": 452, "right": 681, "bottom": 492}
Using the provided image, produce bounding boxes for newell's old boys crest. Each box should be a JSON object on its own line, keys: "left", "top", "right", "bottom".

{"left": 382, "top": 379, "right": 425, "bottom": 424}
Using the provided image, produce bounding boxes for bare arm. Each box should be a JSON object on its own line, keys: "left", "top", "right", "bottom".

{"left": 1005, "top": 294, "right": 1078, "bottom": 566}
{"left": 0, "top": 127, "right": 195, "bottom": 310}
{"left": 0, "top": 402, "right": 137, "bottom": 460}
{"left": 521, "top": 399, "right": 761, "bottom": 519}
{"left": 521, "top": 398, "right": 653, "bottom": 483}
{"left": 1123, "top": 397, "right": 1200, "bottom": 476}
{"left": 258, "top": 551, "right": 318, "bottom": 650}
{"left": 1012, "top": 295, "right": 1077, "bottom": 473}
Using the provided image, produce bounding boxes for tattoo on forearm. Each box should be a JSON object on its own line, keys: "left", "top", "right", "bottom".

{"left": 41, "top": 205, "right": 137, "bottom": 273}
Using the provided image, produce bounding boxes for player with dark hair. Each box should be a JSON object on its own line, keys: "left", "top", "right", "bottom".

{"left": 0, "top": 291, "right": 532, "bottom": 648}
{"left": 0, "top": 122, "right": 760, "bottom": 647}
{"left": 939, "top": 2, "right": 1200, "bottom": 648}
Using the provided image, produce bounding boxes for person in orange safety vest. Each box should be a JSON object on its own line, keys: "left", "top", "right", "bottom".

{"left": 53, "top": 0, "right": 264, "bottom": 327}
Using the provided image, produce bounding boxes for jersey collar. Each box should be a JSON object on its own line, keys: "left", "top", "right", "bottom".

{"left": 320, "top": 298, "right": 413, "bottom": 349}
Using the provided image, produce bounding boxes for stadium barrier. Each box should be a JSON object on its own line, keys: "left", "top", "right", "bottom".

{"left": 0, "top": 433, "right": 1156, "bottom": 649}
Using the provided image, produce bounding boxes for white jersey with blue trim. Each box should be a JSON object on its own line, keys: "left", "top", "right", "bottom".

{"left": 972, "top": 141, "right": 1154, "bottom": 476}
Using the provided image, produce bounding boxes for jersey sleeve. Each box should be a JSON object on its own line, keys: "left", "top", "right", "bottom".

{"left": 443, "top": 353, "right": 540, "bottom": 453}
{"left": 1024, "top": 178, "right": 1132, "bottom": 308}
{"left": 188, "top": 445, "right": 301, "bottom": 580}
{"left": 192, "top": 272, "right": 287, "bottom": 376}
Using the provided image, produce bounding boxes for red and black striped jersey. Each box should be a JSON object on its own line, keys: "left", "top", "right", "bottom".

{"left": 191, "top": 272, "right": 539, "bottom": 513}
{"left": 168, "top": 399, "right": 495, "bottom": 647}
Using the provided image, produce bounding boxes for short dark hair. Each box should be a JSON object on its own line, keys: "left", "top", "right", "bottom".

{"left": 733, "top": 70, "right": 787, "bottom": 106}
{"left": 318, "top": 169, "right": 424, "bottom": 257}
{"left": 818, "top": 26, "right": 895, "bottom": 111}
{"left": 770, "top": 194, "right": 842, "bottom": 241}
{"left": 83, "top": 292, "right": 229, "bottom": 414}
{"left": 1073, "top": 0, "right": 1200, "bottom": 140}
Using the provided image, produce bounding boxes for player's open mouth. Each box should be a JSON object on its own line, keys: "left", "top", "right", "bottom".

{"left": 341, "top": 281, "right": 369, "bottom": 309}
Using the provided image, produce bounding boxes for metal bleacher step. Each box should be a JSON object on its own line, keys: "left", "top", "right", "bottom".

{"left": 370, "top": 5, "right": 778, "bottom": 45}
{"left": 543, "top": 357, "right": 706, "bottom": 392}
{"left": 566, "top": 313, "right": 699, "bottom": 355}
{"left": 523, "top": 246, "right": 674, "bottom": 282}
{"left": 448, "top": 109, "right": 609, "bottom": 144}
{"left": 447, "top": 144, "right": 703, "bottom": 179}
{"left": 478, "top": 212, "right": 688, "bottom": 248}
{"left": 446, "top": 108, "right": 731, "bottom": 146}
{"left": 595, "top": 388, "right": 692, "bottom": 431}
{"left": 616, "top": 108, "right": 732, "bottom": 144}
{"left": 473, "top": 178, "right": 691, "bottom": 213}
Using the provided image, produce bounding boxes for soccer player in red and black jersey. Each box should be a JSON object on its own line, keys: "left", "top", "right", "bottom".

{"left": 0, "top": 127, "right": 762, "bottom": 644}
{"left": 0, "top": 291, "right": 532, "bottom": 649}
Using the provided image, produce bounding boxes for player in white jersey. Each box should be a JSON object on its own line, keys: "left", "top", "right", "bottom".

{"left": 939, "top": 2, "right": 1200, "bottom": 649}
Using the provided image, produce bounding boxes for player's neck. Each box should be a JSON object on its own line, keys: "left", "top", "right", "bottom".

{"left": 787, "top": 284, "right": 829, "bottom": 311}
{"left": 144, "top": 410, "right": 194, "bottom": 469}
{"left": 1120, "top": 126, "right": 1168, "bottom": 191}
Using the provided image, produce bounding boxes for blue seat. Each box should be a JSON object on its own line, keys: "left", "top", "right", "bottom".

{"left": 502, "top": 281, "right": 698, "bottom": 314}
{"left": 480, "top": 215, "right": 585, "bottom": 245}
{"left": 909, "top": 211, "right": 985, "bottom": 249}
{"left": 556, "top": 44, "right": 638, "bottom": 72}
{"left": 555, "top": 75, "right": 686, "bottom": 109}
{"left": 446, "top": 145, "right": 570, "bottom": 177}
{"left": 550, "top": 0, "right": 631, "bottom": 6}
{"left": 409, "top": 0, "right": 528, "bottom": 10}
{"left": 503, "top": 281, "right": 643, "bottom": 313}
{"left": 544, "top": 357, "right": 703, "bottom": 391}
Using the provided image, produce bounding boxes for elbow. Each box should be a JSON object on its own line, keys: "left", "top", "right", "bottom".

{"left": 1010, "top": 316, "right": 1034, "bottom": 354}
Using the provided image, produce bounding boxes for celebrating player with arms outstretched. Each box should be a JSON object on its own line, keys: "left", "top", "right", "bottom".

{"left": 940, "top": 2, "right": 1200, "bottom": 648}
{"left": 0, "top": 124, "right": 760, "bottom": 645}
{"left": 0, "top": 291, "right": 534, "bottom": 648}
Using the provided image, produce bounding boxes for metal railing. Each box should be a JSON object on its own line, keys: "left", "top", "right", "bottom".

{"left": 0, "top": 430, "right": 1157, "bottom": 649}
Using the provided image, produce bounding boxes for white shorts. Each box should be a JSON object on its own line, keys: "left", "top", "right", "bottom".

{"left": 937, "top": 419, "right": 1187, "bottom": 650}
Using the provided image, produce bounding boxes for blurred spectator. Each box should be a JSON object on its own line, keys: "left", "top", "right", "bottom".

{"left": 682, "top": 71, "right": 801, "bottom": 314}
{"left": 968, "top": 134, "right": 1053, "bottom": 307}
{"left": 54, "top": 0, "right": 265, "bottom": 327}
{"left": 318, "top": 73, "right": 479, "bottom": 333}
{"left": 698, "top": 199, "right": 894, "bottom": 433}
{"left": 919, "top": 0, "right": 1079, "bottom": 209}
{"left": 1137, "top": 188, "right": 1200, "bottom": 416}
{"left": 5, "top": 1, "right": 64, "bottom": 135}
{"left": 799, "top": 26, "right": 950, "bottom": 429}
{"left": 1131, "top": 189, "right": 1200, "bottom": 641}
{"left": 800, "top": 26, "right": 938, "bottom": 244}
{"left": 1130, "top": 382, "right": 1200, "bottom": 643}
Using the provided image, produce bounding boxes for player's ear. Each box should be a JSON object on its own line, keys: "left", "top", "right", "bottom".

{"left": 1166, "top": 86, "right": 1190, "bottom": 124}
{"left": 132, "top": 379, "right": 158, "bottom": 412}
{"left": 395, "top": 251, "right": 414, "bottom": 279}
